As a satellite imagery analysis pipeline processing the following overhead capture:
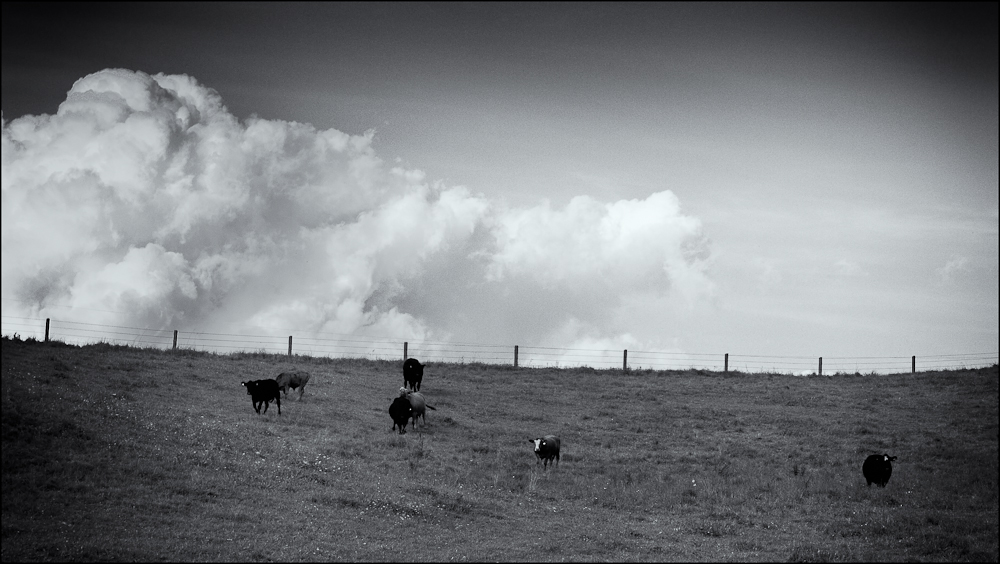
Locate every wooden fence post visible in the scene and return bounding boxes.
[818,357,823,376]
[45,318,50,342]
[912,356,915,374]
[404,342,408,360]
[173,330,178,350]
[623,349,628,370]
[514,345,518,368]
[725,353,729,373]
[288,336,292,356]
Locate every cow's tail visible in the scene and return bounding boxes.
[426,405,437,410]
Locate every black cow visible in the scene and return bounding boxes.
[403,358,424,392]
[530,435,561,469]
[389,395,413,434]
[862,454,897,487]
[275,370,311,400]
[241,379,281,415]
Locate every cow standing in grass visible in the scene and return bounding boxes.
[241,379,281,415]
[399,387,436,430]
[389,395,413,434]
[862,454,896,487]
[403,358,424,392]
[275,370,311,400]
[530,435,560,469]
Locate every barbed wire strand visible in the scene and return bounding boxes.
[2,315,996,372]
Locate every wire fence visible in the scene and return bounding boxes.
[2,315,997,374]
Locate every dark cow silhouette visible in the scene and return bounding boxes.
[241,379,281,415]
[862,454,897,487]
[275,370,311,400]
[403,358,424,391]
[530,435,561,469]
[389,395,413,434]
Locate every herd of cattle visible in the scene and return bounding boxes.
[240,359,898,481]
[389,359,436,432]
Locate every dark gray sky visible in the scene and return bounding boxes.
[4,3,996,129]
[2,2,997,364]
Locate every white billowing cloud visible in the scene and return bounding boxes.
[2,68,714,356]
[487,191,713,302]
[70,244,198,327]
[469,192,712,350]
[530,316,639,368]
[2,68,485,338]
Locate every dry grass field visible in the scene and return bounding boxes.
[2,335,997,562]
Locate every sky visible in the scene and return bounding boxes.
[2,2,997,369]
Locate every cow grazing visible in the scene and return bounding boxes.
[399,387,436,429]
[403,357,424,391]
[241,379,281,415]
[275,370,311,400]
[862,454,897,487]
[389,396,413,434]
[530,435,561,469]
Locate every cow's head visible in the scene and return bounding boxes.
[241,381,256,395]
[531,438,545,453]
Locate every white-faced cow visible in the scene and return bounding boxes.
[530,435,560,469]
[403,358,424,392]
[241,379,281,415]
[275,370,311,400]
[862,454,897,487]
[389,395,413,434]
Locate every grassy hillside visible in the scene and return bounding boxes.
[2,336,997,562]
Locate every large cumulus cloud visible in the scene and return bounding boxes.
[488,191,712,298]
[2,68,712,353]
